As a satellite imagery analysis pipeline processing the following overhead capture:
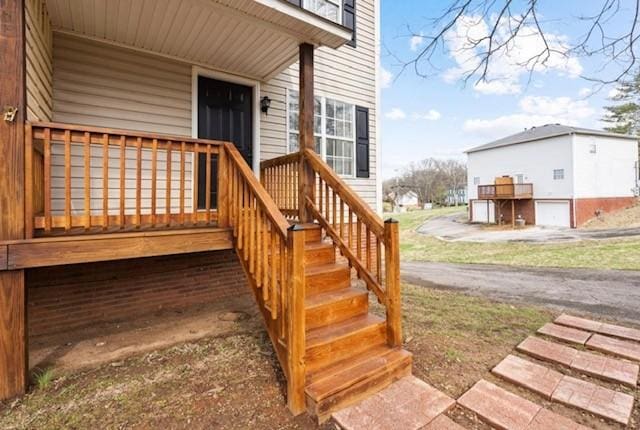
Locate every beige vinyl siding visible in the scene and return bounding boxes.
[261,0,378,208]
[50,0,378,209]
[53,33,192,136]
[26,0,53,121]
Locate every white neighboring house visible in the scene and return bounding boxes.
[466,124,639,228]
[392,190,419,212]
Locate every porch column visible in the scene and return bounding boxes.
[298,43,315,223]
[0,0,28,401]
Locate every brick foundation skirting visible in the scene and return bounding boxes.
[26,250,248,337]
[574,197,638,227]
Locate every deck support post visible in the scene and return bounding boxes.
[0,0,28,401]
[286,225,306,415]
[298,43,316,223]
[384,219,402,347]
[511,200,515,228]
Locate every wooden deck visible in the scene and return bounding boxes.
[478,183,534,200]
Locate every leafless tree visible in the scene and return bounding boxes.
[397,0,640,87]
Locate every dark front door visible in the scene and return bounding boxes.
[197,76,253,209]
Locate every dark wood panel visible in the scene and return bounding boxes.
[6,228,233,269]
[0,246,6,271]
[0,271,27,400]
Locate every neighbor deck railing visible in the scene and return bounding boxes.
[477,183,533,200]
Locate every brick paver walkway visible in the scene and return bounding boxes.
[517,336,639,387]
[492,355,634,425]
[587,333,640,362]
[458,380,588,430]
[332,376,456,430]
[556,314,640,342]
[537,323,592,345]
[422,415,466,430]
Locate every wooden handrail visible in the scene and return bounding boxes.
[260,152,300,169]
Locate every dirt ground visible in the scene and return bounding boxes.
[1,286,638,429]
[583,204,640,230]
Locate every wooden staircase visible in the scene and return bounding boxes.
[225,144,411,422]
[300,224,412,420]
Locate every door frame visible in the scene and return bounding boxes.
[191,66,261,176]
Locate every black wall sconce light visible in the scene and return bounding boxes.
[260,96,271,115]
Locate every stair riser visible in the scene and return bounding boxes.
[304,246,335,267]
[306,293,369,330]
[305,323,386,374]
[304,228,322,243]
[310,355,412,422]
[306,267,351,295]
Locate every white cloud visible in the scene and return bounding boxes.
[608,87,621,99]
[380,66,393,89]
[578,87,592,97]
[443,15,583,95]
[385,108,407,120]
[410,33,425,51]
[411,110,442,121]
[463,95,595,139]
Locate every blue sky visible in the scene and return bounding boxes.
[379,1,626,179]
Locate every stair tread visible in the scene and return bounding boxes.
[306,346,412,401]
[306,314,385,349]
[305,241,334,251]
[306,287,367,309]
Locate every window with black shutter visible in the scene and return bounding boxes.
[355,106,370,178]
[343,0,356,47]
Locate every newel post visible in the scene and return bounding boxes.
[384,219,402,347]
[298,43,316,223]
[286,224,306,414]
[217,145,229,228]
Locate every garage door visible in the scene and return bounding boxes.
[535,201,570,227]
[472,200,495,223]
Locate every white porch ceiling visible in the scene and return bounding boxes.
[45,0,351,81]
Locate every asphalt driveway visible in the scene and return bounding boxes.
[417,213,640,243]
[402,261,640,323]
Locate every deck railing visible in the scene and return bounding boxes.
[26,122,225,237]
[477,183,534,200]
[260,152,300,219]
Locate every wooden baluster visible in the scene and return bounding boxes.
[263,218,269,296]
[102,133,109,230]
[233,167,239,238]
[348,208,353,253]
[151,138,158,227]
[384,219,402,347]
[205,146,211,224]
[237,178,244,250]
[324,182,329,220]
[265,225,284,319]
[366,227,371,272]
[64,130,71,231]
[119,136,125,229]
[255,205,262,287]
[286,225,306,414]
[218,145,228,227]
[269,227,277,319]
[276,234,283,337]
[24,124,33,239]
[249,193,255,273]
[83,132,90,231]
[339,199,344,241]
[43,128,52,233]
[376,237,382,283]
[165,141,172,227]
[193,144,199,224]
[180,142,185,226]
[356,217,362,262]
[135,138,142,228]
[332,190,337,230]
[243,182,249,257]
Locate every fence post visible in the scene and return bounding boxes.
[286,224,306,414]
[384,219,402,347]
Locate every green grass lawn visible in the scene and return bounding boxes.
[390,207,640,271]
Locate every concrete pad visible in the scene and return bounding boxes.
[517,336,577,367]
[332,376,455,430]
[517,336,639,387]
[528,409,590,430]
[458,380,542,430]
[552,376,634,425]
[492,355,563,399]
[537,323,592,345]
[556,314,640,342]
[422,415,466,430]
[587,334,640,362]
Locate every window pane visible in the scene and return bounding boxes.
[326,138,354,176]
[289,133,299,152]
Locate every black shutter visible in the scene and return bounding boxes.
[287,0,301,6]
[343,0,356,47]
[355,106,369,178]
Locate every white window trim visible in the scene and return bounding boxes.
[286,89,357,178]
[303,0,342,24]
